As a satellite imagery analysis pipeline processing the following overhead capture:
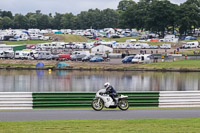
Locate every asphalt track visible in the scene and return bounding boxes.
[0,109,200,121]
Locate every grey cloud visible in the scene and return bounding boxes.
[0,0,187,15]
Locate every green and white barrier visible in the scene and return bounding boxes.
[159,91,200,107]
[0,92,33,109]
[0,91,200,109]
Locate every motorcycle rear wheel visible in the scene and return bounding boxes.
[118,99,129,111]
[92,98,104,111]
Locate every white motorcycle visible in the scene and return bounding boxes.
[92,89,129,111]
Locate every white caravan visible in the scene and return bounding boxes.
[160,35,179,43]
[37,51,55,60]
[0,51,5,58]
[160,44,171,49]
[4,51,15,59]
[15,50,38,59]
[71,51,90,56]
[132,54,151,63]
[133,43,150,49]
[183,41,199,48]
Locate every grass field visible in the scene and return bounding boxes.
[2,34,200,45]
[100,36,140,42]
[0,63,53,68]
[0,118,200,133]
[2,34,89,45]
[1,60,200,70]
[2,40,52,45]
[139,60,200,69]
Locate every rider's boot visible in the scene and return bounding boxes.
[114,99,118,105]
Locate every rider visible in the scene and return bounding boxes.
[104,82,118,104]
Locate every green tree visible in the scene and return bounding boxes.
[0,17,3,29]
[2,16,13,29]
[101,9,119,28]
[28,15,38,28]
[118,1,137,28]
[1,10,13,19]
[52,13,63,29]
[145,0,177,37]
[13,14,29,29]
[61,13,76,29]
[117,0,136,11]
[76,9,102,29]
[177,2,200,35]
[38,14,50,29]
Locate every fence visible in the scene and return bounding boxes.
[0,91,200,109]
[0,92,33,109]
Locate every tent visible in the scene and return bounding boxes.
[57,62,69,68]
[36,62,44,67]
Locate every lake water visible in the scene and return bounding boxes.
[0,70,199,92]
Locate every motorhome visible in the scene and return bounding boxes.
[36,43,51,50]
[37,42,65,49]
[4,51,15,59]
[15,50,38,59]
[15,51,31,59]
[0,51,5,58]
[37,51,56,60]
[71,51,90,56]
[160,44,171,49]
[132,54,151,63]
[182,41,199,48]
[133,43,150,49]
[160,35,179,43]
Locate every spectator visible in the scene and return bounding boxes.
[177,48,179,52]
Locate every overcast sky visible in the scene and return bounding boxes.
[0,0,187,15]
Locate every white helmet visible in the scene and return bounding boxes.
[104,82,110,89]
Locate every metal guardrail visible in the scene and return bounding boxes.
[159,91,200,107]
[1,91,200,109]
[32,92,159,109]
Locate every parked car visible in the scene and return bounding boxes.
[185,36,197,40]
[132,54,151,64]
[82,55,94,62]
[71,54,86,61]
[56,54,71,61]
[90,56,104,62]
[122,55,135,63]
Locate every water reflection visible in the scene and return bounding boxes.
[0,70,199,92]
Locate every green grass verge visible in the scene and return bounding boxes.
[0,118,200,133]
[0,63,53,68]
[2,40,52,45]
[62,34,89,42]
[2,34,89,45]
[178,50,200,55]
[139,60,200,69]
[99,36,140,42]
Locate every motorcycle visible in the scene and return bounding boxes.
[91,89,129,111]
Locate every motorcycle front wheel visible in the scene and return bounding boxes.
[91,98,104,111]
[118,99,129,111]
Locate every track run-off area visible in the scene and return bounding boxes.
[0,108,200,121]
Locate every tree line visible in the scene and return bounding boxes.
[0,0,199,36]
